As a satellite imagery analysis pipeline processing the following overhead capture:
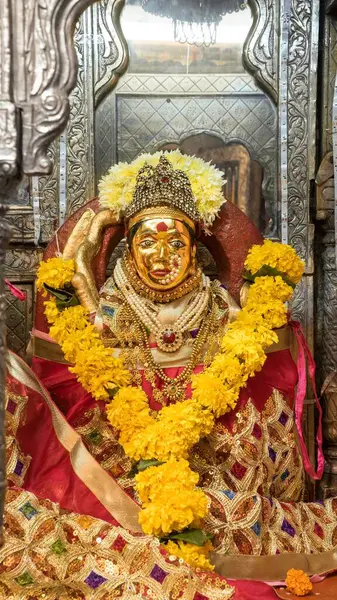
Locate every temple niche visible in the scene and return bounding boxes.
[3,0,337,596]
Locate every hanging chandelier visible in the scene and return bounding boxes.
[140,0,248,47]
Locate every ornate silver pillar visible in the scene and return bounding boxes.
[316,0,337,498]
[0,0,101,544]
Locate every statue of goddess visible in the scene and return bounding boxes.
[1,151,336,599]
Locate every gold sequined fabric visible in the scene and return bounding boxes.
[193,391,337,556]
[71,389,337,558]
[0,487,234,599]
[1,379,236,599]
[3,319,337,597]
[71,406,135,499]
[6,389,31,489]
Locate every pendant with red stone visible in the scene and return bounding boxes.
[156,326,183,352]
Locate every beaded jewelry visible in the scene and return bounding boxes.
[114,258,211,353]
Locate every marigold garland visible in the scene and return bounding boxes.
[36,258,131,401]
[136,459,208,536]
[285,569,313,596]
[37,239,304,572]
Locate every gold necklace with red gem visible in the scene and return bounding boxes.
[114,258,211,354]
[122,292,216,405]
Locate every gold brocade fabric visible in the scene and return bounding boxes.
[3,376,337,596]
[6,388,31,490]
[73,391,337,557]
[1,388,235,600]
[193,391,337,556]
[0,488,234,600]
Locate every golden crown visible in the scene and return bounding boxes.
[98,150,225,229]
[124,155,200,223]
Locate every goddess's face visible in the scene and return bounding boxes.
[130,217,196,290]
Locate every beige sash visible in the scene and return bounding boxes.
[31,325,292,366]
[212,546,337,581]
[6,351,142,533]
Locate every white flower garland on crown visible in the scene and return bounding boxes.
[98,150,226,230]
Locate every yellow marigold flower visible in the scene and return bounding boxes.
[165,540,214,572]
[233,310,279,346]
[70,348,131,401]
[207,353,245,382]
[36,257,75,292]
[245,240,304,284]
[243,300,288,331]
[247,275,293,304]
[123,400,214,462]
[49,305,89,346]
[135,459,199,505]
[221,330,267,377]
[285,569,313,596]
[138,487,208,536]
[107,386,154,442]
[44,298,59,324]
[191,372,240,418]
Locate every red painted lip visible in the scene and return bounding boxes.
[151,269,170,277]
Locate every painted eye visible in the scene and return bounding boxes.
[170,240,185,249]
[139,239,155,248]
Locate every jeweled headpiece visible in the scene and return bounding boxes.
[98,150,225,230]
[125,156,199,223]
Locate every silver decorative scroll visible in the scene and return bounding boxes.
[11,0,100,175]
[245,0,278,104]
[93,0,129,107]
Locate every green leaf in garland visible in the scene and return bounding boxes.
[44,283,80,310]
[128,463,139,479]
[161,528,212,547]
[137,459,164,472]
[128,458,164,478]
[243,265,295,289]
[242,269,255,283]
[107,386,119,399]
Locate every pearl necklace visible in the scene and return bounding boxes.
[122,293,216,405]
[114,258,211,353]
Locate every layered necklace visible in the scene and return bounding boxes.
[115,258,210,353]
[114,258,217,405]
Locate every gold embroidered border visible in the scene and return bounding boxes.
[30,334,72,364]
[212,546,337,581]
[6,351,142,533]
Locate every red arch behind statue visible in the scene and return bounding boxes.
[34,198,263,333]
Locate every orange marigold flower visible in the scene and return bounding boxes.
[285,569,313,596]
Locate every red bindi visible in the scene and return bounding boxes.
[156,221,168,232]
